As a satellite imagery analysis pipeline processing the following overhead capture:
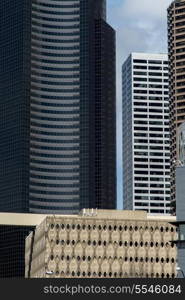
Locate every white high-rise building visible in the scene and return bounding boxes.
[122,53,170,215]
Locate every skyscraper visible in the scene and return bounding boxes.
[168,0,185,214]
[122,53,170,215]
[0,0,116,214]
[0,212,46,278]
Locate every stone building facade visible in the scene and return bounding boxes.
[25,210,177,278]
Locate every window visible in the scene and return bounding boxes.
[148,60,162,64]
[133,59,147,64]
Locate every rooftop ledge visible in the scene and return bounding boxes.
[0,209,176,226]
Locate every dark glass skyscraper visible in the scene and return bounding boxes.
[0,224,35,278]
[0,0,31,212]
[0,0,116,214]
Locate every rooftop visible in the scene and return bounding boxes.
[0,210,176,226]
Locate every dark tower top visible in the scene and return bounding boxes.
[94,0,107,20]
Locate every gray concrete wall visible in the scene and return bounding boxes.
[176,167,185,222]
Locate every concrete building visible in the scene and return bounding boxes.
[25,210,177,278]
[170,166,185,277]
[0,0,116,214]
[171,123,185,277]
[122,53,170,215]
[0,213,46,278]
[168,0,185,214]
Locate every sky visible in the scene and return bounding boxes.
[107,0,172,209]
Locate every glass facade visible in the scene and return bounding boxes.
[79,0,116,210]
[0,225,34,278]
[0,0,116,214]
[93,19,116,208]
[29,0,81,214]
[0,0,31,212]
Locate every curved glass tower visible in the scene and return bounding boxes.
[29,0,80,213]
[0,0,116,214]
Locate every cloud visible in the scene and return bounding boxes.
[120,0,171,18]
[110,0,172,65]
[107,0,172,209]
